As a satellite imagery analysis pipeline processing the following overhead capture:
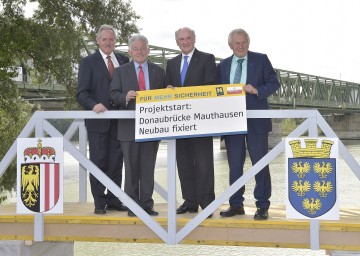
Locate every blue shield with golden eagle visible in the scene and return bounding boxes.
[287,139,337,218]
[18,138,62,213]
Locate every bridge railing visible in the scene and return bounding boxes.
[0,110,360,247]
[15,71,360,111]
[12,43,360,110]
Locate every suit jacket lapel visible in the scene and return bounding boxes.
[174,54,182,85]
[224,57,232,84]
[184,48,199,84]
[246,51,255,84]
[115,53,127,66]
[125,61,139,91]
[148,63,156,90]
[94,51,112,80]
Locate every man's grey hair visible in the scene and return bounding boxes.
[175,27,196,40]
[228,28,250,46]
[128,34,149,49]
[96,24,117,39]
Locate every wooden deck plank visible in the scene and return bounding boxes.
[0,203,359,251]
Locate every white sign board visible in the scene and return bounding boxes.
[135,84,247,142]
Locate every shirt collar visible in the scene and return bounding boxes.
[134,61,148,69]
[99,49,115,60]
[232,54,247,62]
[182,48,195,59]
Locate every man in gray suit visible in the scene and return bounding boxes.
[109,35,166,217]
[166,27,217,218]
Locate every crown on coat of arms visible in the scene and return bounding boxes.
[23,138,56,163]
[289,139,333,158]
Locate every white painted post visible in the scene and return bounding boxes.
[33,214,45,242]
[34,117,44,242]
[310,219,320,250]
[309,112,320,250]
[167,140,177,245]
[78,119,88,202]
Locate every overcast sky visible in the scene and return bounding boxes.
[131,0,360,83]
[24,0,360,83]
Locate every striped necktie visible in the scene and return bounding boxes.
[233,58,244,84]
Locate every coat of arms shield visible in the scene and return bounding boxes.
[285,138,339,220]
[17,138,63,214]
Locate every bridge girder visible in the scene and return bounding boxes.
[16,41,360,112]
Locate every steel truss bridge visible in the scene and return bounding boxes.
[16,44,360,112]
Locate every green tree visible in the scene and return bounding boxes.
[0,0,140,202]
[1,0,139,105]
[0,78,33,203]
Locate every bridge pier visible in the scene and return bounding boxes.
[0,241,73,256]
[267,113,360,148]
[323,113,360,140]
[269,118,283,148]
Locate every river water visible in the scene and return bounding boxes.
[62,138,359,256]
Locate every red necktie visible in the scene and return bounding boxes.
[107,56,114,78]
[138,65,146,91]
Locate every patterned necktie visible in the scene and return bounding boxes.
[107,56,114,78]
[138,65,146,91]
[180,55,189,86]
[233,58,244,84]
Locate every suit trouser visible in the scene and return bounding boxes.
[87,120,123,208]
[121,140,159,209]
[224,131,271,209]
[176,137,215,209]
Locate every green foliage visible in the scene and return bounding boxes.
[282,118,324,136]
[0,77,34,202]
[282,118,298,135]
[0,0,139,106]
[0,0,140,202]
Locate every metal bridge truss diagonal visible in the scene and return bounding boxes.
[272,70,360,111]
[0,110,359,248]
[15,40,360,112]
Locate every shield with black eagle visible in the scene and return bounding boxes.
[20,139,60,213]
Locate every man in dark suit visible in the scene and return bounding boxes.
[217,28,280,220]
[109,35,166,217]
[77,24,129,214]
[166,27,217,217]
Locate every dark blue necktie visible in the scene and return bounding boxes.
[233,58,244,84]
[180,55,189,86]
